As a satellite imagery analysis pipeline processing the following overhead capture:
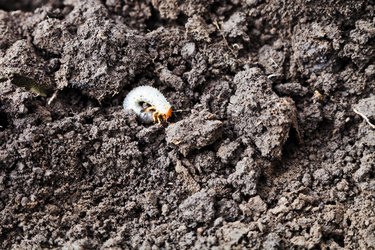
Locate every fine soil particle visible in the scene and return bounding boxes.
[0,0,374,249]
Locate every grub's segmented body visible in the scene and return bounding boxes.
[123,86,172,124]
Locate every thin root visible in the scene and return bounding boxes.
[353,108,375,129]
[47,90,59,105]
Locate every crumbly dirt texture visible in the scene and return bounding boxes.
[0,0,374,249]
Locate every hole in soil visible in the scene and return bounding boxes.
[323,232,345,247]
[0,111,8,130]
[145,5,188,31]
[145,4,162,31]
[175,12,188,26]
[369,170,375,179]
[49,88,100,121]
[346,217,352,227]
[11,74,52,97]
[83,116,94,125]
[281,126,301,157]
[59,87,100,108]
[333,57,352,72]
[0,0,48,11]
[79,211,86,218]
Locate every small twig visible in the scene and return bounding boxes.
[47,90,58,105]
[267,73,283,79]
[353,107,375,129]
[213,20,235,56]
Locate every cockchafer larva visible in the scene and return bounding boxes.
[123,85,172,124]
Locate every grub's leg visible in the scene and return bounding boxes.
[145,106,156,113]
[152,111,158,123]
[156,114,162,124]
[154,112,162,124]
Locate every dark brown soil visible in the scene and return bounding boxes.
[0,0,374,249]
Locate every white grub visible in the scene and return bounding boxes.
[123,86,172,124]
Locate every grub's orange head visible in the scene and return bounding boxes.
[164,106,172,121]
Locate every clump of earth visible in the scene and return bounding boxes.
[0,0,374,248]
